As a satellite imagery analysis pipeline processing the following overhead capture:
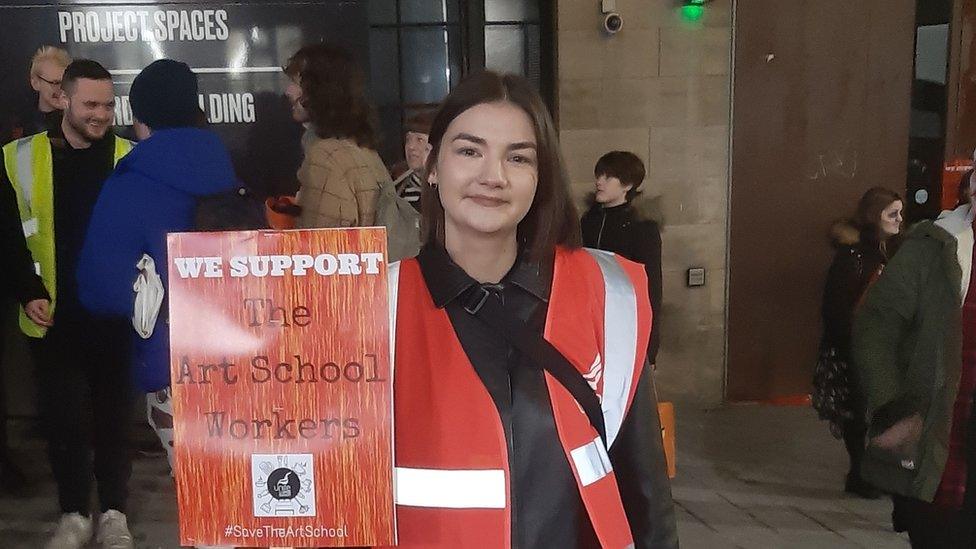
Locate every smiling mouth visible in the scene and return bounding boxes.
[468,196,506,207]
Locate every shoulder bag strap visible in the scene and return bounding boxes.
[460,286,607,445]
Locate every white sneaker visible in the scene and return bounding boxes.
[96,509,134,549]
[45,512,93,549]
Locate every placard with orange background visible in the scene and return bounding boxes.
[166,227,395,547]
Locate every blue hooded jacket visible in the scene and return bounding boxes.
[77,128,238,392]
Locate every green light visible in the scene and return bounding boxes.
[681,5,704,21]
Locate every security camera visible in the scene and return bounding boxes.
[603,12,623,34]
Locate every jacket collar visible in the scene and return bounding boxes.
[416,243,550,308]
[586,202,631,217]
[600,202,631,213]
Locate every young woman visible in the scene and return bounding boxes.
[815,186,903,499]
[284,44,391,228]
[385,71,677,548]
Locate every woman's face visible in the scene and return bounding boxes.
[285,76,309,123]
[880,200,904,237]
[430,101,539,243]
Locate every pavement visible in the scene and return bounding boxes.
[671,404,909,549]
[0,404,910,548]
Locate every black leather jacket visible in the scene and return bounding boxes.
[416,244,678,549]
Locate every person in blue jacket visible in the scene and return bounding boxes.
[76,59,238,478]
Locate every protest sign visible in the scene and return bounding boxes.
[167,228,395,547]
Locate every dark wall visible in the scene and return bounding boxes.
[727,0,916,401]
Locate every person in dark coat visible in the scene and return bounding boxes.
[580,151,663,367]
[815,186,903,499]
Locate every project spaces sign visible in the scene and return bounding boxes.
[59,7,251,126]
[0,0,369,196]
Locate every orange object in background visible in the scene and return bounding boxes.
[658,402,677,479]
[167,228,394,548]
[943,159,973,210]
[265,196,299,229]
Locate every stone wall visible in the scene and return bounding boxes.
[556,0,732,405]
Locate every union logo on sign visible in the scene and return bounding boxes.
[251,453,315,517]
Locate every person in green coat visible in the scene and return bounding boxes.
[853,183,976,547]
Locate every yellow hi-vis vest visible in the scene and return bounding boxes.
[2,131,133,337]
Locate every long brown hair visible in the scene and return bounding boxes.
[854,186,903,243]
[284,44,378,149]
[420,71,581,261]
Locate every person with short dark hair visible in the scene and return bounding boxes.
[283,44,391,228]
[391,109,436,211]
[580,151,663,368]
[1,58,135,549]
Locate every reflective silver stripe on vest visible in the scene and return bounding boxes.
[584,248,639,448]
[395,467,506,509]
[571,435,613,486]
[388,260,400,382]
[15,137,34,213]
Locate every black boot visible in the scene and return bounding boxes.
[842,417,881,499]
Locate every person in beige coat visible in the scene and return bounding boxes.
[284,43,391,228]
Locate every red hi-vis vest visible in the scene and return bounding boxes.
[385,247,652,549]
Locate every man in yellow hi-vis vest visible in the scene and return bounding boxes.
[0,59,135,549]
